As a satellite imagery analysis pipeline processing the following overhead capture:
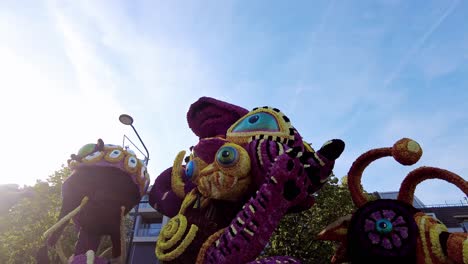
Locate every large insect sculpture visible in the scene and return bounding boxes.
[37,139,150,264]
[149,97,345,263]
[317,138,468,264]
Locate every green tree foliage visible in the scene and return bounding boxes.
[0,166,75,263]
[263,177,359,264]
[0,166,135,264]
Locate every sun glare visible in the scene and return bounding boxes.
[0,47,127,186]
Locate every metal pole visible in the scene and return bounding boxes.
[126,201,142,264]
[123,135,147,159]
[130,125,150,165]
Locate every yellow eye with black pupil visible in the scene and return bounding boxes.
[216,146,238,166]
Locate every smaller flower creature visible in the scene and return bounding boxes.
[317,138,468,264]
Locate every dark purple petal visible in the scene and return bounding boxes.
[370,211,382,221]
[368,232,381,244]
[391,233,402,248]
[381,237,393,249]
[392,216,406,226]
[364,219,375,232]
[382,209,396,220]
[394,226,408,239]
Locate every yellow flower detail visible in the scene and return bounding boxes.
[171,151,187,198]
[179,190,198,214]
[155,192,201,261]
[103,145,123,151]
[416,214,432,264]
[428,223,448,262]
[155,214,198,261]
[157,214,188,250]
[463,237,468,264]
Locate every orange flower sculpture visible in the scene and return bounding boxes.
[317,138,468,264]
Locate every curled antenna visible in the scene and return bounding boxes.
[347,138,423,207]
[398,167,468,204]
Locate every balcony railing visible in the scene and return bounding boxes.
[129,200,159,214]
[423,203,468,208]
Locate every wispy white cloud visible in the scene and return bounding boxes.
[265,0,467,205]
[45,1,227,179]
[382,0,461,88]
[418,37,468,79]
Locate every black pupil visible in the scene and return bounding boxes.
[248,115,259,124]
[222,150,231,158]
[379,222,387,229]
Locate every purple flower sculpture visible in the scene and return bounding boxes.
[364,209,409,250]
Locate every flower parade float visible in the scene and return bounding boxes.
[37,139,150,264]
[149,97,345,263]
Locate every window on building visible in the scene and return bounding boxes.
[138,217,162,237]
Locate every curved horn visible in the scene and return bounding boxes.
[43,196,89,244]
[38,196,89,264]
[397,167,467,204]
[348,138,422,207]
[171,151,187,198]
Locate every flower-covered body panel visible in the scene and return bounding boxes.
[38,139,149,264]
[152,98,345,264]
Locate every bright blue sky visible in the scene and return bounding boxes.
[0,0,466,205]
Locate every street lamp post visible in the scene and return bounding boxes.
[119,114,150,165]
[119,114,150,264]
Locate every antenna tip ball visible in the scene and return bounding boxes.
[392,138,423,165]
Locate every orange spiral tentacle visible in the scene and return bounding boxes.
[397,167,468,204]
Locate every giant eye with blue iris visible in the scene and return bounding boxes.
[231,112,280,132]
[185,160,195,179]
[375,219,393,234]
[216,146,239,166]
